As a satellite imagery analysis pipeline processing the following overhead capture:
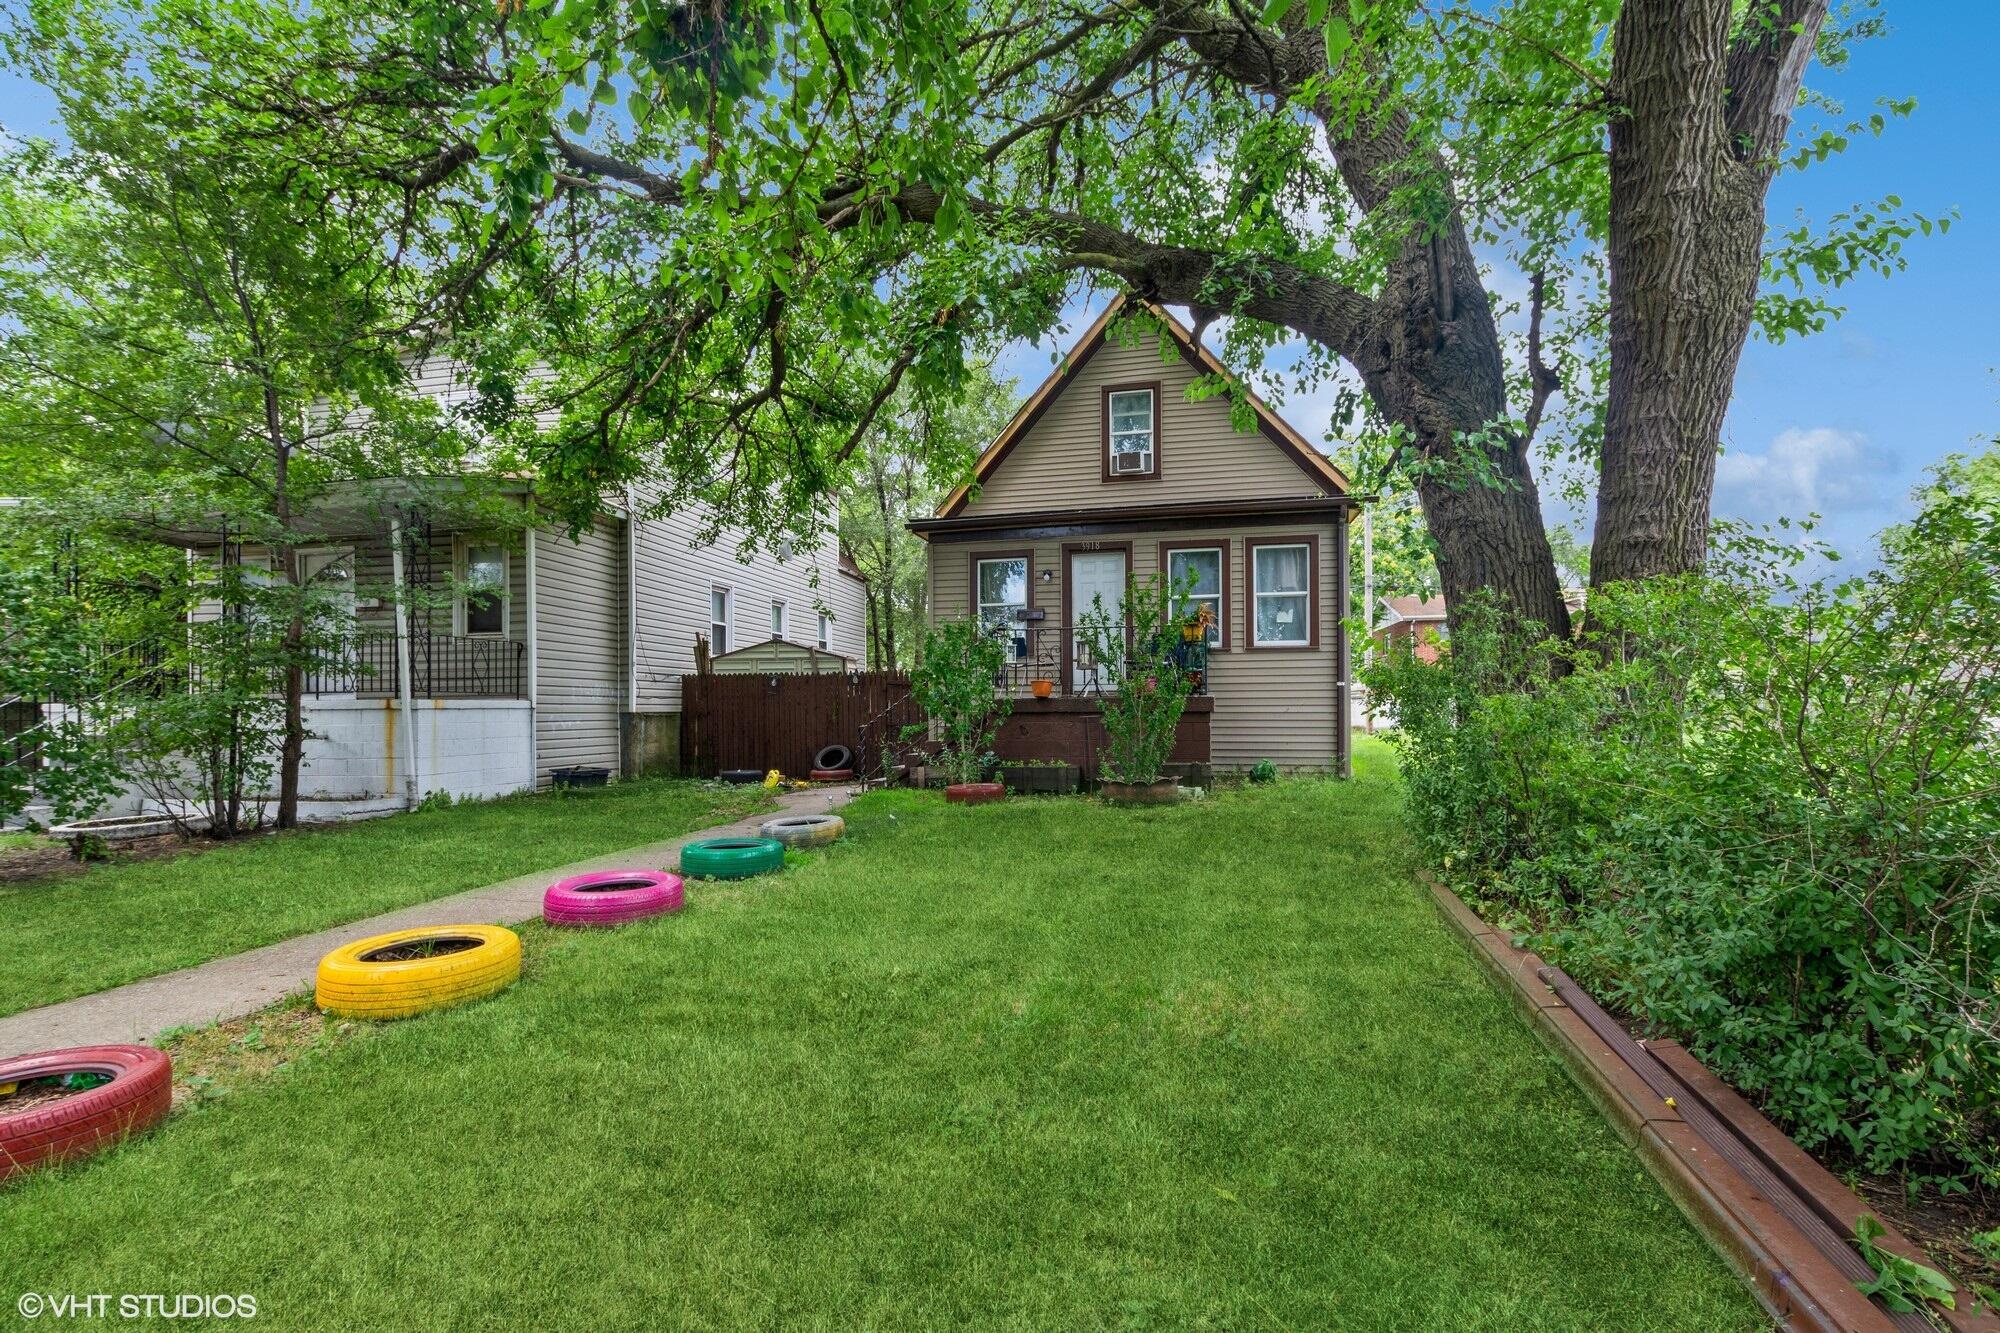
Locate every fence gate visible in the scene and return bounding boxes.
[679,671,918,779]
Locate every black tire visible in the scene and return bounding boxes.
[813,744,854,773]
[719,769,763,785]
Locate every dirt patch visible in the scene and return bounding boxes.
[358,935,482,963]
[1853,1176,2000,1295]
[0,831,209,885]
[158,997,369,1109]
[0,1073,112,1116]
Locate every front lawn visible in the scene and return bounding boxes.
[0,746,1756,1328]
[0,779,768,1018]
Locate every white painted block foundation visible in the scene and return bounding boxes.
[297,698,534,809]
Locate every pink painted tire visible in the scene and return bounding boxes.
[542,869,685,928]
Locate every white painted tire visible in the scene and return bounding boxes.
[758,814,845,848]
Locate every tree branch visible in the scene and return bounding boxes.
[1723,0,1830,168]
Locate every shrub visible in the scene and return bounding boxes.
[906,619,1009,785]
[1365,469,2000,1186]
[1074,572,1198,785]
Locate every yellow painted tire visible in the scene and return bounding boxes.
[315,925,522,1020]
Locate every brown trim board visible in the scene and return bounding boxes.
[1100,380,1163,483]
[935,294,1350,519]
[1425,873,1992,1333]
[1243,533,1320,651]
[1158,539,1231,653]
[911,496,1354,543]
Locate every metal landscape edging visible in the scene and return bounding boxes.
[1423,873,1997,1333]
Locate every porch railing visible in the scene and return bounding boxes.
[991,623,1210,697]
[304,631,525,699]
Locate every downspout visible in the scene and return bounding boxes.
[1334,508,1353,779]
[388,518,421,809]
[524,518,539,785]
[1361,507,1375,735]
[622,488,639,714]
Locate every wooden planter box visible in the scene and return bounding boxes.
[996,764,1081,795]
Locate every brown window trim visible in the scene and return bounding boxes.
[1158,540,1231,654]
[1101,381,1162,483]
[1244,534,1320,651]
[969,547,1035,631]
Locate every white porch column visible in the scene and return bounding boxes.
[524,522,539,780]
[388,519,421,808]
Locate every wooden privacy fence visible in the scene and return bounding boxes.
[679,670,920,779]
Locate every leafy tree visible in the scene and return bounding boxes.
[1075,574,1200,787]
[838,361,1014,669]
[8,0,1937,649]
[171,0,1927,640]
[0,6,502,827]
[905,619,1009,784]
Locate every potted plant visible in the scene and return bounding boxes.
[1075,572,1199,805]
[1029,677,1055,699]
[904,619,1011,805]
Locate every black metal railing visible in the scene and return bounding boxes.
[304,631,526,699]
[991,623,1210,697]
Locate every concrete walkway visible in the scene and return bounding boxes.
[0,784,859,1056]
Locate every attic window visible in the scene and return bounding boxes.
[1103,384,1159,480]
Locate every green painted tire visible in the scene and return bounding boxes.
[680,837,786,879]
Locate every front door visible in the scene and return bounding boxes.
[1069,548,1127,693]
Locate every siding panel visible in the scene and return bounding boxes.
[626,490,868,714]
[964,328,1332,517]
[929,522,1341,771]
[534,516,625,782]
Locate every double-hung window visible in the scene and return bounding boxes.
[460,543,507,636]
[1104,386,1158,477]
[1164,545,1224,648]
[975,554,1030,659]
[710,586,732,656]
[1250,540,1313,648]
[770,599,786,640]
[817,612,832,651]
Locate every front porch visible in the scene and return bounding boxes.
[990,622,1212,699]
[989,693,1214,785]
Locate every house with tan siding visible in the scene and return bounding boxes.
[910,296,1355,777]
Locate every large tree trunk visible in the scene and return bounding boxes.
[1592,0,1828,588]
[1149,8,1573,638]
[1355,222,1573,637]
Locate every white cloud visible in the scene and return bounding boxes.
[1713,426,1896,523]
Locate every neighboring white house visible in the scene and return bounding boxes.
[16,360,871,823]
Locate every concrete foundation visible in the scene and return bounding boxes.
[621,711,681,778]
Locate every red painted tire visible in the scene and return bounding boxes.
[945,782,1006,805]
[0,1044,171,1182]
[542,869,685,928]
[809,768,854,782]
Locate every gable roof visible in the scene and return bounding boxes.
[935,295,1350,519]
[1380,594,1447,625]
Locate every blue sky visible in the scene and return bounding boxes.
[988,4,2000,569]
[4,5,1994,567]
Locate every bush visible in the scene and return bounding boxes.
[1075,572,1198,785]
[1366,470,2000,1186]
[906,619,1009,785]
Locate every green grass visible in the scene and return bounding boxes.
[0,779,768,1018]
[0,829,49,851]
[0,744,1756,1329]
